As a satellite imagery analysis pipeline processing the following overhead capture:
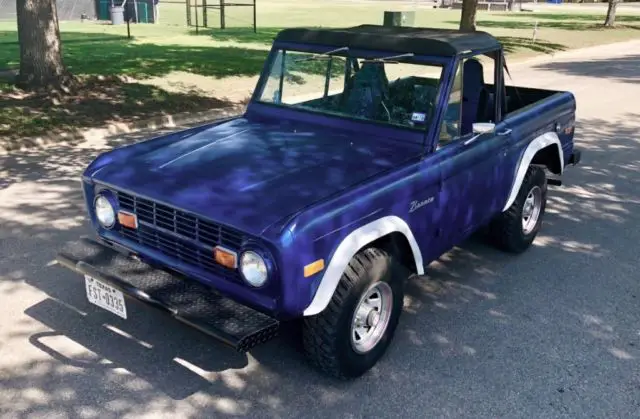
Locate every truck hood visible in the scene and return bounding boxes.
[92,117,421,237]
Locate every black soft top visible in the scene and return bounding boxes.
[274,25,501,57]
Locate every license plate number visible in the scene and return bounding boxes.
[85,275,127,319]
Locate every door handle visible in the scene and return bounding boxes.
[463,134,481,145]
[497,128,512,136]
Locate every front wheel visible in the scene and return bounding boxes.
[302,247,408,379]
[489,165,548,253]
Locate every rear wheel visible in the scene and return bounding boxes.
[489,165,548,253]
[302,247,408,379]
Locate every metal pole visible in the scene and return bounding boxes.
[195,0,199,34]
[186,0,191,26]
[126,9,131,38]
[253,0,257,33]
[203,0,208,27]
[220,0,225,30]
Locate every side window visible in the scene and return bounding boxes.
[437,54,498,149]
[476,54,497,124]
[438,62,463,147]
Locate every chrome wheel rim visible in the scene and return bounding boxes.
[522,186,542,235]
[350,282,393,354]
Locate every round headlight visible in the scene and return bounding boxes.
[95,195,116,229]
[240,251,268,287]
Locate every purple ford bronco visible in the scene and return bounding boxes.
[57,25,582,379]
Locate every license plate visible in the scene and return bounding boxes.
[85,275,127,319]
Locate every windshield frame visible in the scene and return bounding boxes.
[248,41,454,145]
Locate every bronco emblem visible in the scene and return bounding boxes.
[409,197,434,213]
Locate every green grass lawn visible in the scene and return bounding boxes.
[1,0,640,144]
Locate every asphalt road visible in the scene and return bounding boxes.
[2,41,640,419]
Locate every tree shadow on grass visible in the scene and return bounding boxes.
[190,26,283,45]
[479,19,640,31]
[0,28,341,147]
[65,40,269,80]
[190,26,568,59]
[497,36,566,54]
[0,30,270,80]
[446,13,640,31]
[0,30,266,146]
[500,12,640,24]
[0,77,242,147]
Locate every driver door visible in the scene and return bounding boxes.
[436,57,510,246]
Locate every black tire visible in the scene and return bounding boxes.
[302,247,408,379]
[489,165,548,253]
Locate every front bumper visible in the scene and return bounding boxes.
[56,237,279,352]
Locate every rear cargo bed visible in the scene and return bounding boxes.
[505,85,560,114]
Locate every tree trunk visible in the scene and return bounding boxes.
[459,0,479,31]
[604,0,619,27]
[16,0,70,89]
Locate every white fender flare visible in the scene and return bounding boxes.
[502,132,564,212]
[303,215,424,316]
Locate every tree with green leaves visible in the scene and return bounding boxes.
[16,0,72,89]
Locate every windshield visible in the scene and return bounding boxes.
[256,48,445,131]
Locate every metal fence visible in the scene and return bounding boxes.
[91,0,257,30]
[186,0,256,31]
[1,0,256,31]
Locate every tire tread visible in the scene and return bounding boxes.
[489,165,547,253]
[302,248,386,379]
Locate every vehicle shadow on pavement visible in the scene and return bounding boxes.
[2,111,640,416]
[24,297,249,400]
[533,54,640,84]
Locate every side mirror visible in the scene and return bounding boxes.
[473,122,496,134]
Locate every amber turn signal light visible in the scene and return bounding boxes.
[214,246,238,269]
[304,259,325,278]
[117,211,138,229]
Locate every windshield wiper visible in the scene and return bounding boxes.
[294,46,349,62]
[362,52,415,64]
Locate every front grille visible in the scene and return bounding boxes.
[111,189,247,281]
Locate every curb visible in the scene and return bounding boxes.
[0,106,244,155]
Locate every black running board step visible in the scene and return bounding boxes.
[547,177,562,186]
[56,237,279,352]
